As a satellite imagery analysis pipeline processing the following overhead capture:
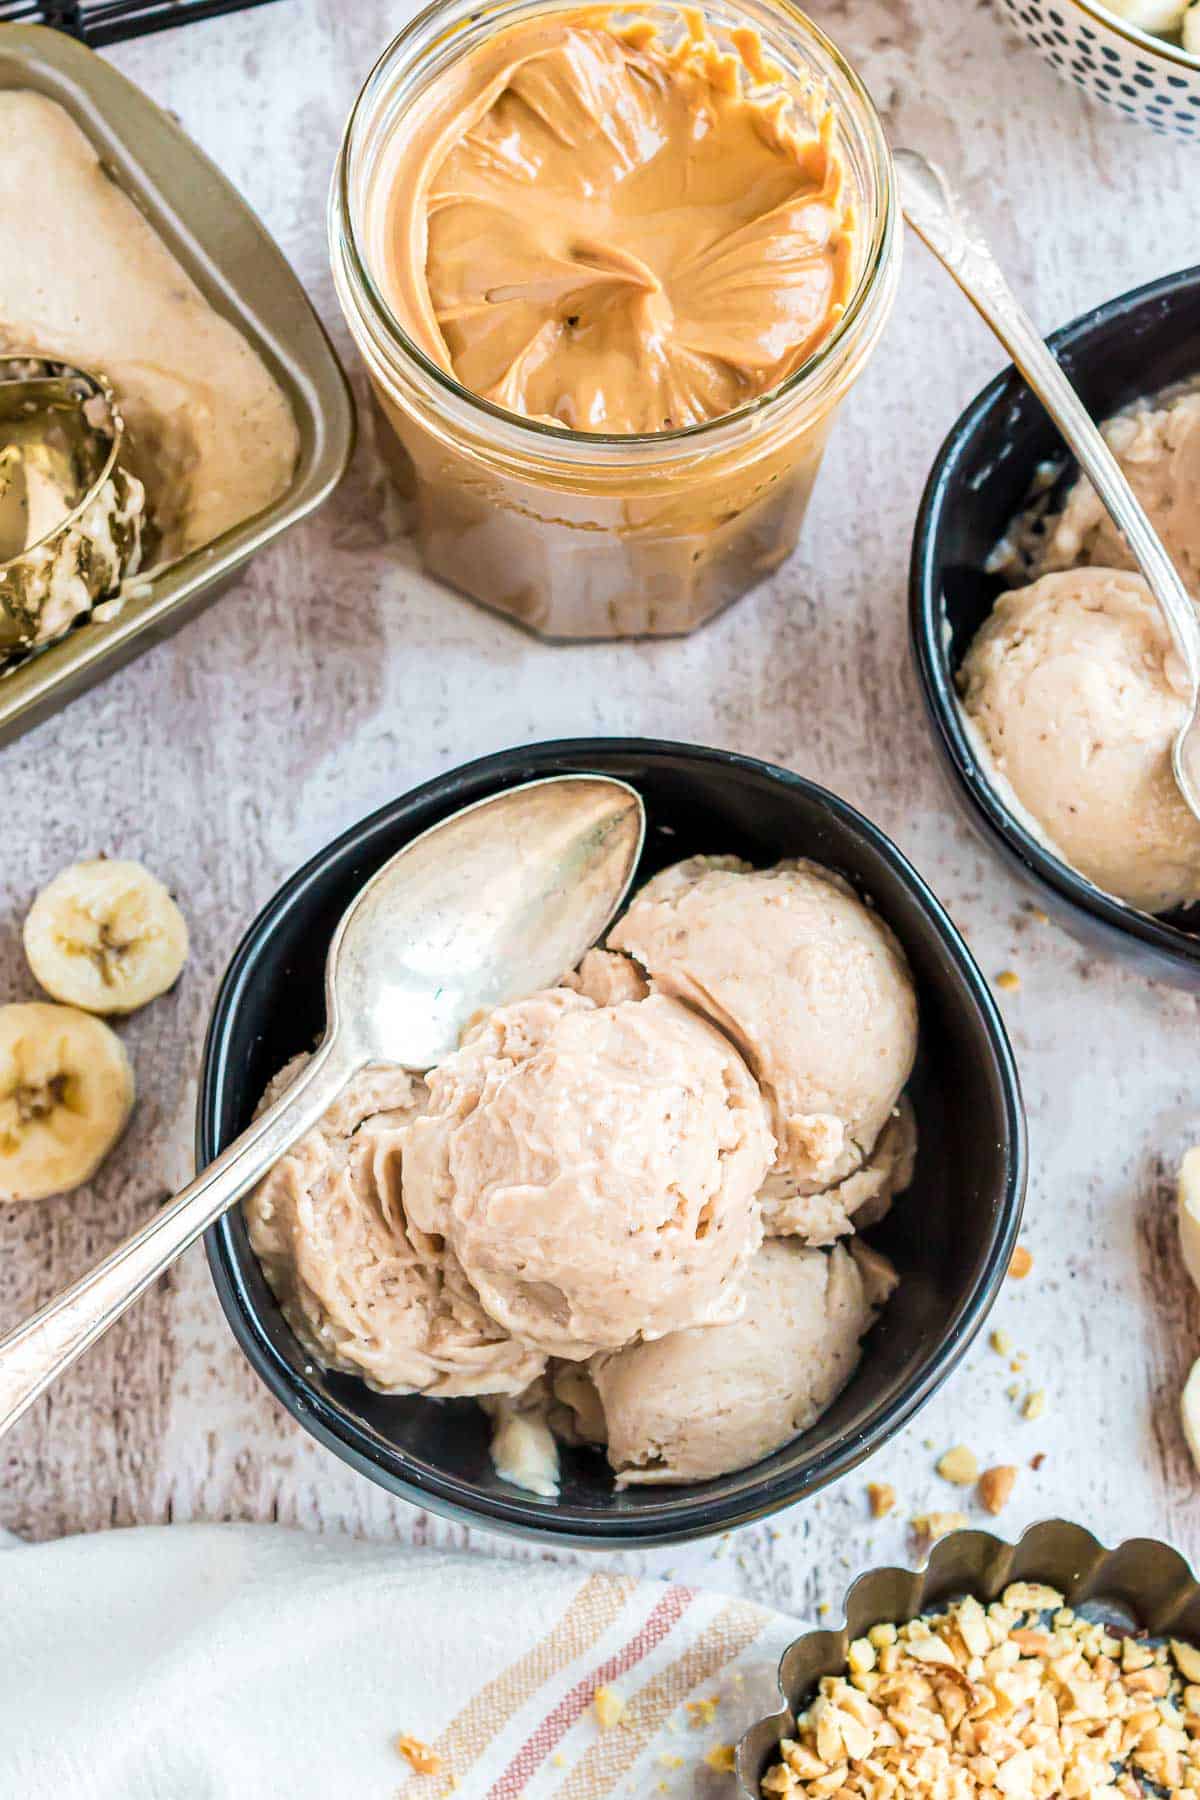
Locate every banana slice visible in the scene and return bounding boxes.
[1184,1358,1200,1475]
[1179,1146,1200,1295]
[24,858,188,1015]
[1104,0,1186,31]
[1185,3,1200,52]
[0,1002,134,1202]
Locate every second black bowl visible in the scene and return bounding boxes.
[201,739,1025,1546]
[910,264,1200,989]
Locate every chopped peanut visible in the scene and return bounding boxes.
[1008,1246,1034,1279]
[937,1445,979,1485]
[867,1481,896,1518]
[911,1510,968,1544]
[593,1685,626,1729]
[978,1464,1018,1514]
[686,1696,719,1728]
[395,1733,441,1775]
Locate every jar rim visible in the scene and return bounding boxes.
[332,0,897,462]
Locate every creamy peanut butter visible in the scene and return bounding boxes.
[374,8,856,433]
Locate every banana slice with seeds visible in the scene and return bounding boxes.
[1179,1145,1200,1297]
[0,1002,134,1202]
[24,858,188,1015]
[1183,1357,1200,1476]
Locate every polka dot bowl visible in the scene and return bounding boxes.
[993,0,1200,137]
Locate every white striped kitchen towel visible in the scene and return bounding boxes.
[0,1522,798,1798]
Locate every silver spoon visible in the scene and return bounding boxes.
[0,774,646,1438]
[895,149,1200,824]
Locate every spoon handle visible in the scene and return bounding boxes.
[0,1035,360,1440]
[894,148,1200,690]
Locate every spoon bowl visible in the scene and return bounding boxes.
[327,776,644,1073]
[0,775,644,1439]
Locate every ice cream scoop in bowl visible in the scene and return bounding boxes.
[896,150,1200,828]
[0,775,645,1438]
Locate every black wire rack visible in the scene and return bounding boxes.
[0,0,284,45]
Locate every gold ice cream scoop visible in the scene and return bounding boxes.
[0,355,145,662]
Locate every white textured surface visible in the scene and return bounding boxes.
[2,0,1200,1626]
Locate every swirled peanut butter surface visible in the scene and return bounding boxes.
[373,9,857,432]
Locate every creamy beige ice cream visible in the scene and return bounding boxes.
[244,1061,545,1397]
[402,987,773,1359]
[609,856,918,1226]
[1034,389,1200,598]
[563,948,649,1007]
[960,567,1200,914]
[553,1238,895,1485]
[246,847,918,1495]
[764,1097,916,1241]
[0,92,299,563]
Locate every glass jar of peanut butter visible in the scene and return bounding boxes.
[331,0,898,640]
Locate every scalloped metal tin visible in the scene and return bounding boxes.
[737,1518,1200,1797]
[0,26,354,746]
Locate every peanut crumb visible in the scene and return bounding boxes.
[1024,1387,1047,1421]
[995,969,1021,991]
[936,1445,979,1485]
[1008,1245,1033,1279]
[911,1510,968,1544]
[593,1685,626,1729]
[686,1696,720,1728]
[706,1744,737,1773]
[395,1733,441,1775]
[867,1481,896,1518]
[978,1463,1018,1514]
[989,1328,1011,1355]
[1031,906,1050,923]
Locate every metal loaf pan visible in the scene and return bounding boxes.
[0,26,355,747]
[737,1518,1200,1797]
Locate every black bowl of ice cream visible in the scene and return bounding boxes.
[910,263,1200,990]
[200,739,1025,1547]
